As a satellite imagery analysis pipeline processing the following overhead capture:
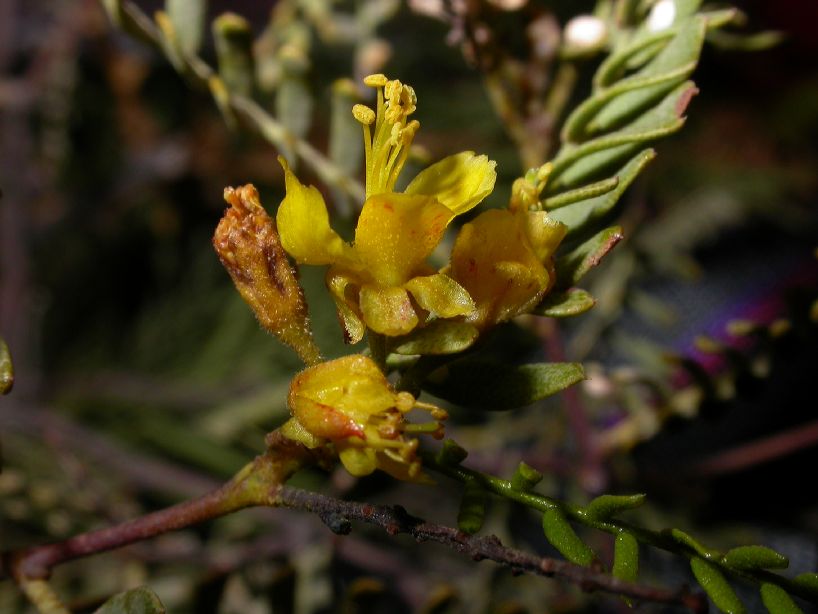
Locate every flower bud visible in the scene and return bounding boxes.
[213,184,321,365]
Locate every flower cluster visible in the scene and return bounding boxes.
[282,355,447,480]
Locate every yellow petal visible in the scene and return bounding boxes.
[404,273,475,318]
[450,209,549,328]
[359,285,419,336]
[276,157,354,266]
[404,151,497,215]
[354,193,451,286]
[280,417,324,449]
[327,268,366,344]
[338,443,377,476]
[524,211,567,262]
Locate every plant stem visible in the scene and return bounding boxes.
[2,432,313,602]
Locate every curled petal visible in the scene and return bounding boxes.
[404,151,497,215]
[338,444,378,477]
[405,273,475,318]
[327,269,366,344]
[359,285,419,336]
[276,157,355,266]
[450,209,550,328]
[524,211,567,262]
[355,193,451,286]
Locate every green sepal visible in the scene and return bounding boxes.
[722,546,789,571]
[760,583,803,614]
[436,439,468,467]
[392,320,480,356]
[556,226,623,288]
[584,493,646,522]
[510,462,543,492]
[95,586,166,614]
[532,289,596,318]
[0,336,13,395]
[549,150,655,239]
[457,479,486,535]
[542,508,596,567]
[424,361,585,410]
[612,532,639,583]
[690,557,746,614]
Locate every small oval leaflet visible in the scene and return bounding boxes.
[532,289,597,318]
[95,586,166,614]
[436,439,469,467]
[612,532,639,583]
[690,557,746,614]
[584,493,646,521]
[510,461,543,492]
[424,361,585,410]
[457,479,486,535]
[542,508,596,567]
[793,573,818,599]
[722,545,789,571]
[760,583,803,614]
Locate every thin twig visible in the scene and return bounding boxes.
[275,485,707,612]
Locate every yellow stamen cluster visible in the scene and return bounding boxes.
[355,74,420,199]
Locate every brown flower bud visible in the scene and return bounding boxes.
[213,184,321,365]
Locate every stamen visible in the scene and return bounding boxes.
[403,422,444,434]
[395,391,415,413]
[363,73,388,87]
[352,104,375,125]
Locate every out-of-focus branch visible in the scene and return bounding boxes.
[276,485,708,612]
[101,0,366,202]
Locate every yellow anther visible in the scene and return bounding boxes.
[384,80,417,124]
[363,73,388,87]
[395,391,416,412]
[352,104,376,125]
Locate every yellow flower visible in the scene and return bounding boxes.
[282,355,447,480]
[448,165,567,329]
[276,74,497,343]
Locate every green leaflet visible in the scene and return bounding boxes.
[166,0,207,55]
[95,586,166,614]
[532,289,596,318]
[760,583,803,614]
[436,439,469,467]
[584,493,646,522]
[542,509,596,567]
[549,150,655,238]
[564,17,705,142]
[213,13,255,97]
[542,177,619,211]
[0,336,13,395]
[555,226,624,288]
[690,557,745,614]
[424,361,585,410]
[457,479,487,535]
[666,528,719,559]
[793,573,818,599]
[276,75,314,166]
[392,320,480,356]
[722,546,789,571]
[510,462,543,492]
[613,532,639,583]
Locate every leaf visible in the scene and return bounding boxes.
[392,320,480,356]
[212,13,255,97]
[95,586,166,614]
[542,508,596,567]
[722,546,789,571]
[793,573,818,599]
[760,583,803,614]
[542,177,619,210]
[166,0,207,55]
[457,478,486,535]
[276,76,314,165]
[549,150,655,238]
[585,493,646,521]
[510,461,543,492]
[556,226,623,288]
[666,528,718,559]
[424,361,585,410]
[0,336,13,395]
[613,532,639,583]
[436,439,468,467]
[532,289,596,318]
[564,17,706,141]
[690,557,746,614]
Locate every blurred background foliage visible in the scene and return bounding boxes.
[1,0,817,612]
